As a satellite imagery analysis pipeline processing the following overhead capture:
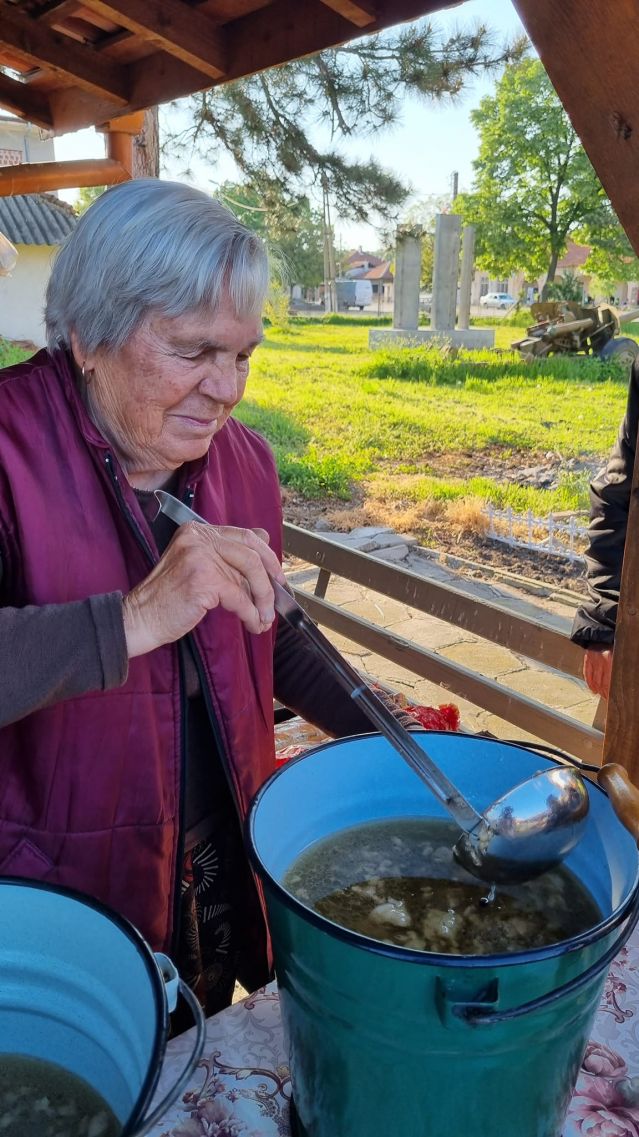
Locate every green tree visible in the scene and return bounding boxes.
[219,181,325,288]
[167,21,526,228]
[581,212,639,286]
[454,59,637,296]
[545,270,584,302]
[76,184,105,213]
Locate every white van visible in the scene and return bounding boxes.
[336,279,373,310]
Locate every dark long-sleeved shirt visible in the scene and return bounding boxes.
[0,590,372,736]
[0,549,376,742]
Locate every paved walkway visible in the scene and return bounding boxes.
[285,542,600,748]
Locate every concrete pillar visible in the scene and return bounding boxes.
[431,214,461,332]
[392,231,421,330]
[457,225,476,330]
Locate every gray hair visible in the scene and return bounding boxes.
[45,178,269,353]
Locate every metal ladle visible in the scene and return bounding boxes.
[156,490,590,885]
[267,576,590,885]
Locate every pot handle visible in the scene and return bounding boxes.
[597,764,639,844]
[131,968,206,1137]
[503,740,639,844]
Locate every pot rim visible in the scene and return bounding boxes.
[0,876,168,1134]
[248,731,639,970]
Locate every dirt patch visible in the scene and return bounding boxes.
[379,445,600,490]
[281,486,588,596]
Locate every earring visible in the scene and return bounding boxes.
[81,362,93,384]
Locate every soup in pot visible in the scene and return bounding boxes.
[0,1055,120,1137]
[283,817,601,955]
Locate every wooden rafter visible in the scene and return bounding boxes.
[317,0,377,28]
[0,71,53,129]
[1,4,130,104]
[81,0,227,80]
[0,0,453,132]
[36,1,85,26]
[222,0,442,81]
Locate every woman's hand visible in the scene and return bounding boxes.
[583,647,613,700]
[122,521,286,658]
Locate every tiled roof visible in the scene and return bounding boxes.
[345,249,383,267]
[363,260,393,281]
[0,193,76,246]
[557,241,591,270]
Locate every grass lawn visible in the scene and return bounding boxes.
[238,322,629,522]
[2,323,630,530]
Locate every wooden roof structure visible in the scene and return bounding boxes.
[2,0,639,776]
[0,0,636,248]
[0,0,459,135]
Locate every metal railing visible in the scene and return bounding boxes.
[283,523,603,763]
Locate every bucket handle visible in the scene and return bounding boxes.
[131,977,206,1136]
[456,886,639,1026]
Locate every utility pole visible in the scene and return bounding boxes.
[321,175,337,313]
[451,169,459,203]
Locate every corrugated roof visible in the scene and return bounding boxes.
[0,193,76,246]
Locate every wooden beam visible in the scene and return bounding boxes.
[81,0,226,79]
[0,4,130,104]
[296,590,602,762]
[39,0,458,131]
[283,524,586,678]
[317,0,377,28]
[36,1,84,26]
[0,157,129,195]
[220,0,458,83]
[513,0,639,257]
[0,71,53,129]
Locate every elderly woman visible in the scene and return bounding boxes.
[0,178,375,1018]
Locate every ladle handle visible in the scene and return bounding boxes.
[598,763,639,844]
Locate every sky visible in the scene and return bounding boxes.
[55,0,527,251]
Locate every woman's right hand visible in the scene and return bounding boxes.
[122,521,286,658]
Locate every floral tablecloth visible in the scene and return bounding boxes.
[148,931,639,1137]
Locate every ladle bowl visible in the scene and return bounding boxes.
[453,765,591,883]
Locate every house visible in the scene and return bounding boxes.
[342,250,394,307]
[471,240,639,309]
[361,260,394,307]
[343,249,384,277]
[0,118,76,346]
[0,192,77,346]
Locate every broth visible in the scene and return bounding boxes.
[283,817,602,955]
[0,1055,120,1137]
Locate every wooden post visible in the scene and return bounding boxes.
[98,110,146,179]
[602,429,639,776]
[131,108,160,179]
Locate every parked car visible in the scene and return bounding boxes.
[480,291,516,309]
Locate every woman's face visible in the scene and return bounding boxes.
[75,295,263,489]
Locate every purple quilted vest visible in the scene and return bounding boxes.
[0,349,282,952]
